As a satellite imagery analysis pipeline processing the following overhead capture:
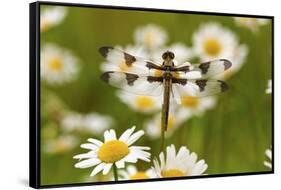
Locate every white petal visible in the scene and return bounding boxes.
[190,160,206,175]
[75,158,101,168]
[264,161,272,169]
[102,163,113,175]
[80,143,99,150]
[121,154,137,163]
[119,126,136,142]
[87,138,103,146]
[159,152,165,170]
[115,160,125,168]
[166,145,176,169]
[104,130,110,142]
[90,163,106,176]
[130,146,150,151]
[126,130,144,145]
[109,129,117,140]
[104,129,117,142]
[265,149,272,160]
[73,151,97,159]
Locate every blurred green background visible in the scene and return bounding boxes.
[40,4,272,186]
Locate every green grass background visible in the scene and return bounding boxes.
[40,5,272,185]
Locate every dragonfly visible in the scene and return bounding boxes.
[99,46,232,140]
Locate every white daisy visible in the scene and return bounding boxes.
[116,91,162,114]
[41,43,80,85]
[119,165,156,180]
[61,112,113,134]
[234,17,270,32]
[192,22,248,79]
[40,6,67,32]
[74,126,151,176]
[100,45,148,74]
[145,107,191,139]
[134,24,168,50]
[266,79,272,94]
[83,113,114,134]
[44,135,78,154]
[178,96,217,117]
[152,144,208,178]
[264,147,272,169]
[151,43,194,64]
[61,112,84,131]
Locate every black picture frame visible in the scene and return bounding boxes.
[29,1,274,189]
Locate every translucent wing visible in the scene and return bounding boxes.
[191,59,232,78]
[99,46,163,75]
[172,59,232,79]
[100,71,163,96]
[171,78,228,102]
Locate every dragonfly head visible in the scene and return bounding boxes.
[162,51,175,67]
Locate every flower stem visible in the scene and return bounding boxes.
[113,163,118,181]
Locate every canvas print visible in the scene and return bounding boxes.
[32,2,273,187]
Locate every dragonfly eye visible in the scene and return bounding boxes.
[169,52,175,59]
[162,52,168,60]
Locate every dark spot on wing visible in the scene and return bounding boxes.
[100,71,114,83]
[198,62,210,74]
[195,80,207,92]
[125,73,139,86]
[124,53,136,66]
[99,46,114,57]
[172,78,187,85]
[147,76,163,83]
[219,80,229,92]
[221,59,232,70]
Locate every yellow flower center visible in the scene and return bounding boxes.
[48,57,63,72]
[98,140,129,163]
[144,31,155,47]
[203,38,222,56]
[161,169,185,178]
[181,96,199,108]
[119,61,131,72]
[158,115,176,130]
[136,96,155,110]
[130,172,150,180]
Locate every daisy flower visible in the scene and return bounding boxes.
[234,17,270,32]
[40,6,67,32]
[61,112,113,134]
[151,42,194,64]
[44,135,78,154]
[266,79,272,94]
[134,24,168,50]
[83,113,114,134]
[179,96,217,117]
[116,91,162,114]
[152,144,207,178]
[264,147,272,169]
[100,45,148,74]
[41,43,80,85]
[74,126,151,178]
[192,22,248,79]
[145,108,191,139]
[119,165,156,180]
